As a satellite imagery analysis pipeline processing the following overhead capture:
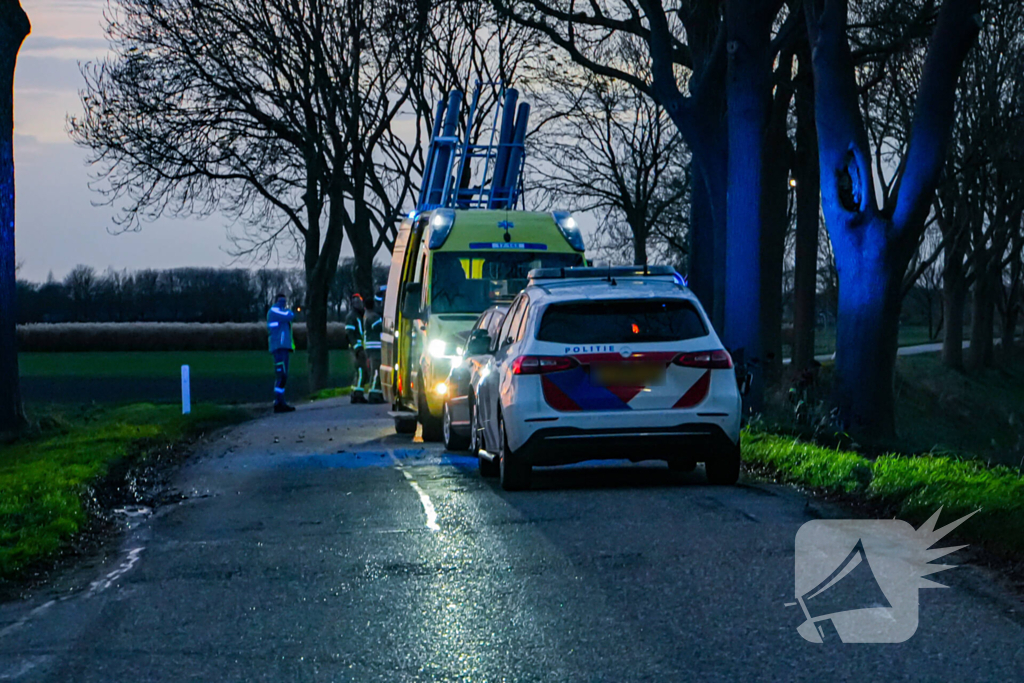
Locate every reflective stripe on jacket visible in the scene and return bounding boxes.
[267,306,295,352]
[364,310,383,351]
[345,309,365,350]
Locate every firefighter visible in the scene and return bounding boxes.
[364,286,385,404]
[267,293,296,413]
[346,293,369,403]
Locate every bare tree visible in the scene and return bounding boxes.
[71,0,423,390]
[806,0,981,436]
[529,54,688,267]
[0,1,29,432]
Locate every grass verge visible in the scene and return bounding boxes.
[0,403,250,581]
[309,386,353,401]
[743,429,1024,555]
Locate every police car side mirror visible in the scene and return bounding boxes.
[467,334,492,356]
[402,283,423,319]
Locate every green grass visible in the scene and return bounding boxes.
[893,354,1024,467]
[743,429,1024,554]
[0,403,251,579]
[769,352,1024,469]
[19,350,353,379]
[309,386,353,401]
[795,324,961,357]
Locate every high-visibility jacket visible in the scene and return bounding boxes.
[267,305,295,352]
[364,309,382,353]
[345,308,365,351]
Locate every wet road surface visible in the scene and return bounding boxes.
[1,400,1022,681]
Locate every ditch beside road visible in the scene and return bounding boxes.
[1,400,1021,681]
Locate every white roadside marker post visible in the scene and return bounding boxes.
[181,365,191,415]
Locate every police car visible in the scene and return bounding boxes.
[464,266,743,490]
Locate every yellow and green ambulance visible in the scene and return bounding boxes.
[381,209,586,438]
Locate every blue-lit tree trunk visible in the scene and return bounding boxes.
[0,2,28,434]
[807,0,981,436]
[722,0,781,408]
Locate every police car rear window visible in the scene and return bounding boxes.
[536,300,707,343]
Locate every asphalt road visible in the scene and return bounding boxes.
[1,400,1022,681]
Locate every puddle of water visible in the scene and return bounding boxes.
[276,449,478,470]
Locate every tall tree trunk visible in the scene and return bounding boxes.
[832,241,904,437]
[688,162,716,315]
[632,220,649,266]
[724,0,775,410]
[1001,305,1018,359]
[759,51,795,385]
[967,273,995,371]
[0,3,29,434]
[304,183,347,393]
[305,282,330,388]
[792,50,820,372]
[941,245,966,369]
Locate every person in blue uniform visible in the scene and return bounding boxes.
[267,293,296,413]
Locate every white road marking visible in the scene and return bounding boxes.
[88,547,144,595]
[398,468,440,532]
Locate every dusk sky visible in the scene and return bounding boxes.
[15,0,271,282]
[13,1,600,283]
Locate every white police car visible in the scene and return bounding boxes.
[465,265,743,490]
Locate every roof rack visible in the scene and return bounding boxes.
[528,265,680,282]
[417,83,529,212]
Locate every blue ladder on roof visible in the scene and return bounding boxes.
[416,83,531,212]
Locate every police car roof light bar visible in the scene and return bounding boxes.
[528,265,677,281]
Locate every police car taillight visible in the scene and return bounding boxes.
[673,350,733,369]
[512,355,580,375]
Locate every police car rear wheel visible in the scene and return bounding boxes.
[705,441,741,485]
[498,414,531,491]
[443,402,470,451]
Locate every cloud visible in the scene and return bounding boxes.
[21,35,108,55]
[16,55,89,93]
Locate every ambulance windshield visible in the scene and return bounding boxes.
[430,251,582,314]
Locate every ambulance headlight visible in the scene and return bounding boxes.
[428,338,448,358]
[552,211,585,251]
[427,209,456,248]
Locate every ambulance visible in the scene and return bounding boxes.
[380,209,585,438]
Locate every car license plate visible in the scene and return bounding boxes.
[592,363,665,386]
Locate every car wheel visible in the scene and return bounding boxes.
[705,440,741,485]
[498,413,531,491]
[394,414,417,435]
[471,402,499,477]
[469,400,480,453]
[443,401,470,451]
[418,382,443,442]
